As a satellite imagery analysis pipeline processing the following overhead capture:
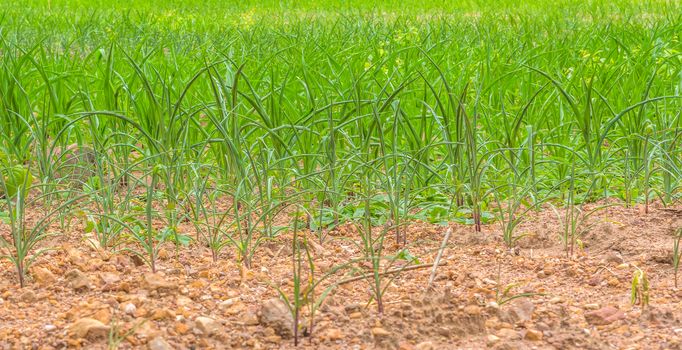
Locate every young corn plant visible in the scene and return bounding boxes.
[550,153,606,258]
[424,77,490,232]
[460,83,495,233]
[126,167,162,273]
[491,160,541,247]
[350,172,419,315]
[345,162,390,314]
[272,206,362,346]
[226,162,295,269]
[494,256,541,305]
[631,265,650,309]
[0,163,35,287]
[79,144,135,251]
[673,227,682,289]
[420,58,468,212]
[283,208,310,346]
[0,163,86,287]
[271,206,331,345]
[618,124,657,213]
[228,176,271,269]
[186,165,231,262]
[658,117,681,204]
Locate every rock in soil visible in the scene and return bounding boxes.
[371,327,391,337]
[241,310,260,325]
[585,306,626,325]
[32,267,56,286]
[486,335,500,346]
[524,329,543,341]
[194,316,220,336]
[604,252,624,264]
[65,269,91,291]
[123,302,137,315]
[496,328,520,339]
[415,341,435,350]
[68,318,110,340]
[499,299,535,324]
[143,273,176,292]
[18,289,37,303]
[148,336,173,350]
[100,272,121,285]
[323,328,344,341]
[259,298,294,338]
[583,303,600,310]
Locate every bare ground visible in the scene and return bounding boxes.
[0,202,681,350]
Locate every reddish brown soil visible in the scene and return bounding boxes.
[0,202,680,350]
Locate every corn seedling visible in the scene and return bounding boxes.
[0,163,87,287]
[630,265,650,309]
[673,227,682,289]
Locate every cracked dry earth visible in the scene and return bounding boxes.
[0,202,681,350]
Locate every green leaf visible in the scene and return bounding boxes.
[0,211,9,224]
[84,219,95,233]
[395,249,420,265]
[1,166,33,199]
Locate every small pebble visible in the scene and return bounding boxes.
[584,303,600,310]
[124,303,136,315]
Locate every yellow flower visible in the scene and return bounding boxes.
[563,67,574,79]
[240,9,256,28]
[364,54,373,71]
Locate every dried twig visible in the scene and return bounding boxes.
[427,227,453,289]
[592,265,620,278]
[337,261,447,286]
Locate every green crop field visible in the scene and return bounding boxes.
[0,0,681,347]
